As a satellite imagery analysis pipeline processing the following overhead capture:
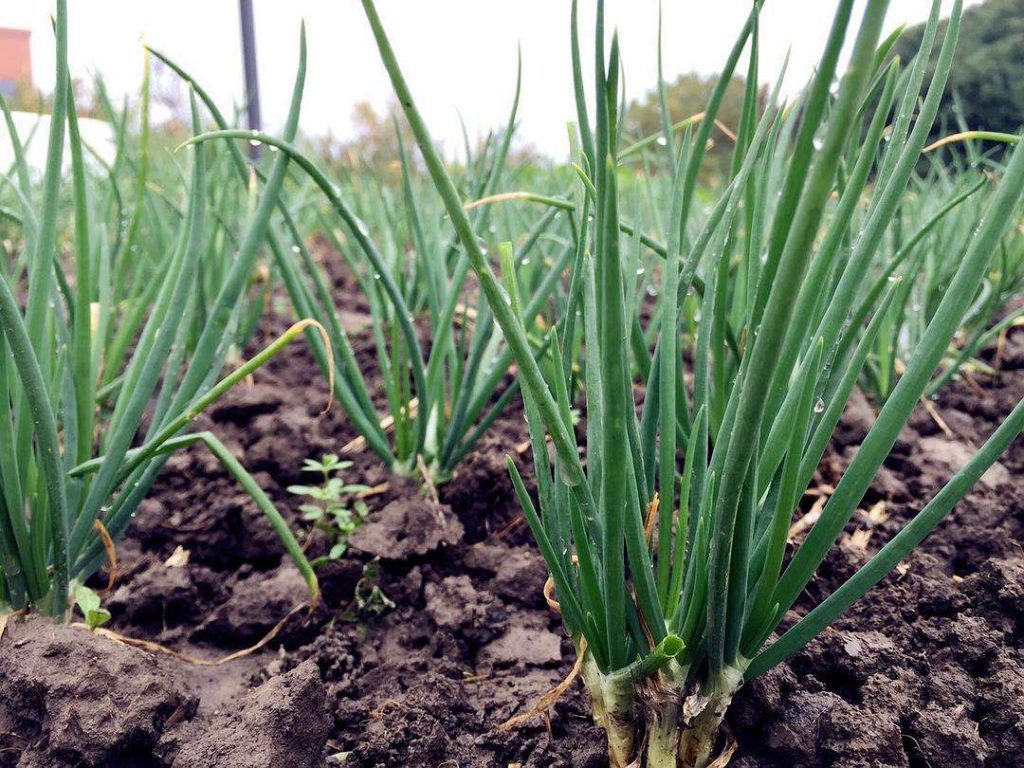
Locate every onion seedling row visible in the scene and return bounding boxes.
[0,2,319,618]
[358,0,1024,765]
[160,38,574,484]
[1,3,1021,766]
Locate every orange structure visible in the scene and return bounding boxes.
[0,28,32,98]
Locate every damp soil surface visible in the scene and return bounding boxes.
[1,289,1022,768]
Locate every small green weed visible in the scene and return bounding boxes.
[288,454,371,563]
[73,585,111,631]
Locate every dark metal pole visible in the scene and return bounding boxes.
[238,0,262,160]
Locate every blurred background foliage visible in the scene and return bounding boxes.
[889,0,1023,140]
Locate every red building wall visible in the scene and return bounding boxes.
[0,28,32,96]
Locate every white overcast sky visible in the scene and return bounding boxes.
[4,1,977,159]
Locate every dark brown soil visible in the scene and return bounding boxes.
[1,287,1022,767]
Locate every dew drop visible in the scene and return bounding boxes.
[813,397,825,414]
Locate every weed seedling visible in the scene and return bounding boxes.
[289,455,370,563]
[72,586,111,631]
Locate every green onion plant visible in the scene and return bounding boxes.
[863,136,1024,400]
[0,2,318,618]
[359,0,1024,764]
[183,69,572,483]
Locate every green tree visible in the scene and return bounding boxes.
[891,0,1023,138]
[6,76,102,119]
[625,73,763,177]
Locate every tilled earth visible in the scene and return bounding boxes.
[1,294,1022,768]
